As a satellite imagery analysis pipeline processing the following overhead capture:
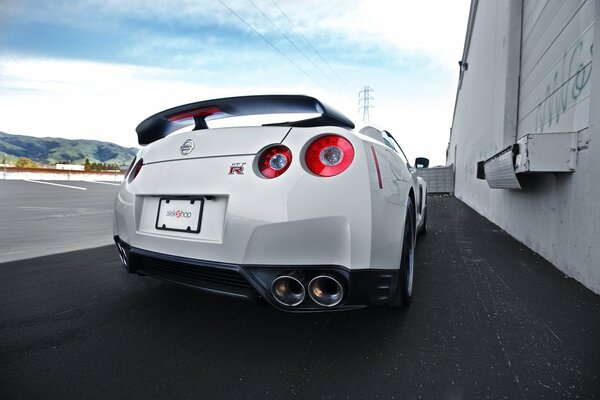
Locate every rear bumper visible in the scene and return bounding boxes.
[115,236,399,312]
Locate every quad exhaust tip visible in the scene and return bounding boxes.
[271,275,305,307]
[308,275,344,307]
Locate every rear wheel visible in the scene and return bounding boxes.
[389,197,415,308]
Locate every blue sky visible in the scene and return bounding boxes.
[0,0,470,165]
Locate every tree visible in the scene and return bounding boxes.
[84,158,91,171]
[16,157,38,168]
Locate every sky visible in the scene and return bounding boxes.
[0,0,470,166]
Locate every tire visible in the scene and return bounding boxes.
[389,197,415,308]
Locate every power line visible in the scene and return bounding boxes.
[247,0,342,93]
[218,0,326,91]
[358,86,374,122]
[271,0,351,90]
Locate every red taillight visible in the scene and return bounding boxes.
[166,106,222,122]
[124,157,136,177]
[258,145,292,178]
[305,135,354,177]
[128,158,143,183]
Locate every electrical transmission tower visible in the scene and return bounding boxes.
[358,86,374,122]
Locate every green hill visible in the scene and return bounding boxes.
[0,132,138,165]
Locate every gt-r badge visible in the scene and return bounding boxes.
[180,139,195,155]
[228,162,246,175]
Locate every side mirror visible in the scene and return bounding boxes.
[415,157,429,169]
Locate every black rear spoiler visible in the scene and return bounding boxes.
[135,95,355,145]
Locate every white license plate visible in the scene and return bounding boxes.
[155,198,204,233]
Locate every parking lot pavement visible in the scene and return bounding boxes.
[1,196,598,399]
[0,180,120,263]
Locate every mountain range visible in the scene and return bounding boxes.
[0,131,138,165]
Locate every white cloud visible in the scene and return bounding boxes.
[325,1,469,65]
[0,1,470,165]
[0,58,205,148]
[11,0,469,69]
[0,56,454,164]
[0,57,338,148]
[0,55,457,164]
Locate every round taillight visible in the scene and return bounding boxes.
[258,145,292,178]
[305,135,354,177]
[128,158,143,183]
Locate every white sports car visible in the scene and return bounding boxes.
[113,95,427,311]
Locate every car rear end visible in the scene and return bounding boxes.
[114,96,406,311]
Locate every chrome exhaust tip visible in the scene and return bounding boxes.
[271,275,306,307]
[116,242,128,269]
[308,275,344,307]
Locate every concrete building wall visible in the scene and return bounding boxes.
[519,0,593,136]
[448,0,600,293]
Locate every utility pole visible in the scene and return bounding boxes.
[358,86,374,122]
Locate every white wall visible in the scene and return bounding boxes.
[448,0,600,293]
[519,0,594,137]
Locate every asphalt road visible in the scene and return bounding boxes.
[1,195,599,399]
[0,180,119,263]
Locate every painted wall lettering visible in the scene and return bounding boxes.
[534,39,593,132]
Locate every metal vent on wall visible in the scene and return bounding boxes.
[514,133,577,173]
[477,132,577,190]
[478,146,521,189]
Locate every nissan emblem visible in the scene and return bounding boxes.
[180,139,195,155]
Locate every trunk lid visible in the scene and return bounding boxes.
[141,126,291,163]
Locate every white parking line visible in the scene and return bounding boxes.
[87,181,121,186]
[23,179,87,191]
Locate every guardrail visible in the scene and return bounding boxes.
[2,167,125,181]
